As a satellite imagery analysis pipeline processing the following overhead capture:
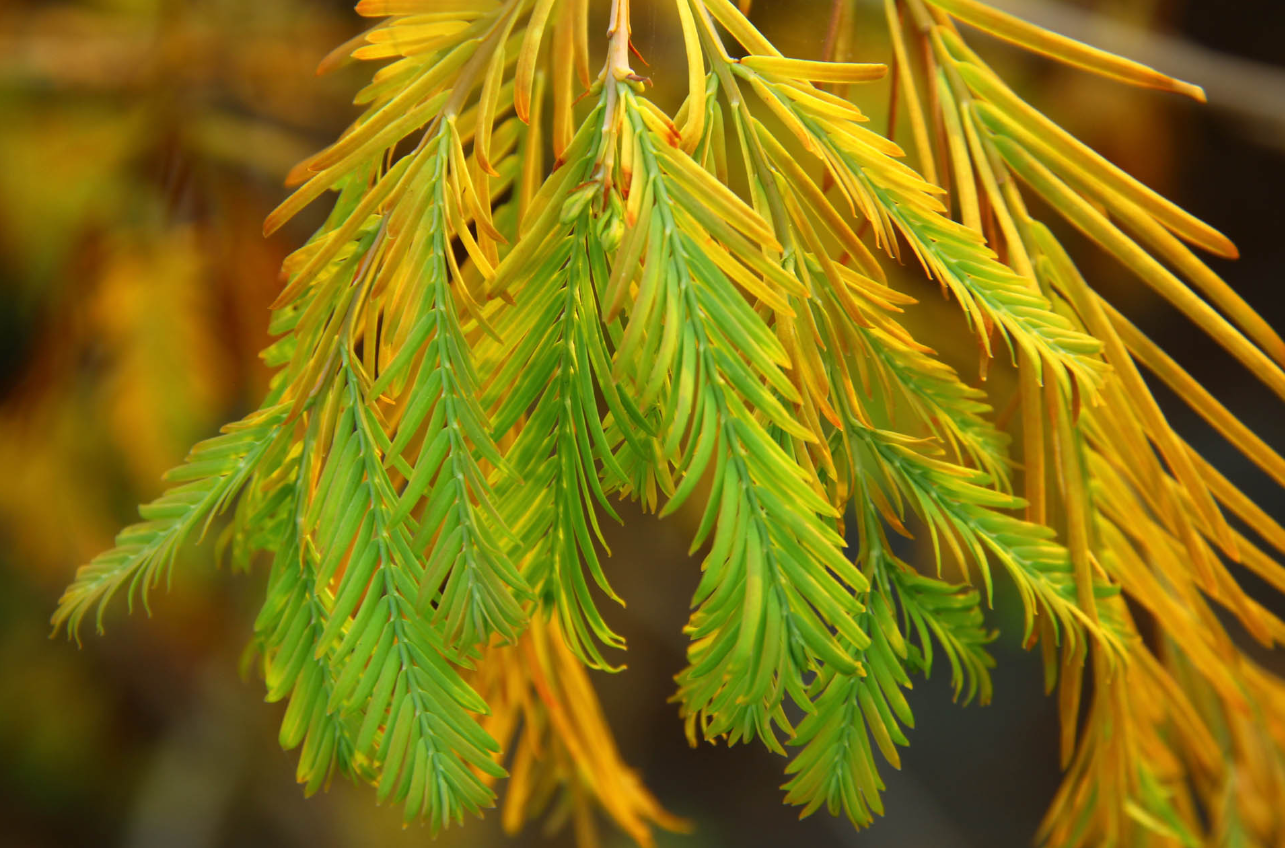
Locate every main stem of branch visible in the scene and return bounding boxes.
[598,0,634,191]
[605,0,634,83]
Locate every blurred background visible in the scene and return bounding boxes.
[1,0,1284,846]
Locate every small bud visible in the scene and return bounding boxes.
[598,214,625,252]
[559,184,597,223]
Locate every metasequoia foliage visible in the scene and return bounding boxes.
[56,0,1285,844]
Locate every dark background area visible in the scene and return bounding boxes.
[1,1,1283,847]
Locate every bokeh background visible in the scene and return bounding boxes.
[2,1,1284,846]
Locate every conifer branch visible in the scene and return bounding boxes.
[50,1,1285,843]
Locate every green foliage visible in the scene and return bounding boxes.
[784,521,994,825]
[54,1,1285,845]
[54,405,287,639]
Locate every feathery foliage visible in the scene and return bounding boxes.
[56,0,1285,844]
